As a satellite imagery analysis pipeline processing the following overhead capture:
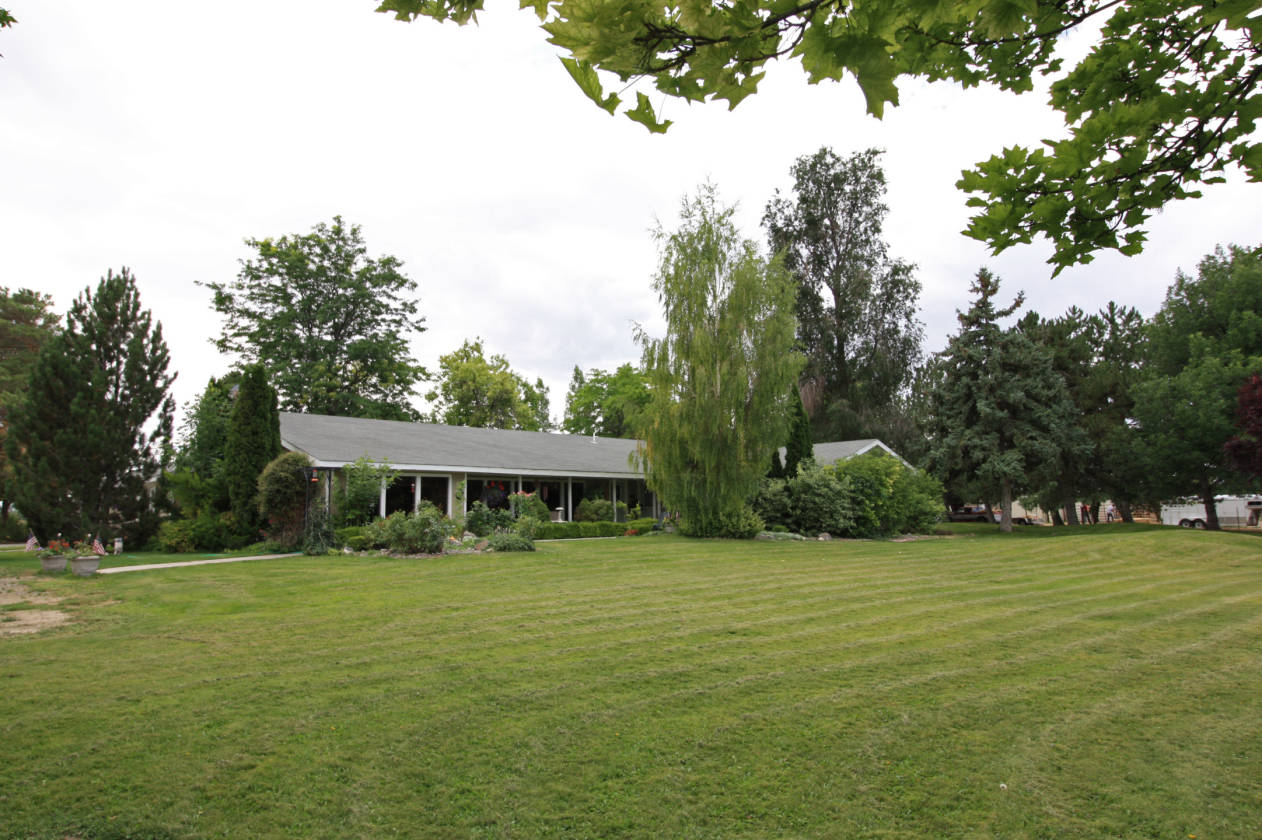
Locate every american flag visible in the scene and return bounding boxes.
[25,534,39,552]
[92,537,106,556]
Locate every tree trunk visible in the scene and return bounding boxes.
[1000,480,1013,533]
[1051,508,1065,527]
[1064,504,1080,526]
[1201,479,1221,531]
[1118,500,1134,524]
[0,499,8,526]
[1090,502,1101,526]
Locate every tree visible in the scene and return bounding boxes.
[783,390,813,477]
[636,183,803,537]
[925,269,1085,533]
[203,216,427,420]
[1225,375,1262,479]
[379,0,1260,270]
[562,363,651,438]
[1132,244,1262,528]
[427,338,552,430]
[167,374,241,517]
[1016,306,1097,523]
[764,148,923,442]
[335,456,397,527]
[6,269,174,542]
[0,288,59,526]
[225,364,281,536]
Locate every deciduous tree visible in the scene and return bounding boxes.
[1225,374,1262,479]
[763,148,923,443]
[203,216,427,420]
[636,183,803,537]
[6,269,174,542]
[427,338,552,430]
[1132,244,1262,528]
[379,0,1261,270]
[562,363,650,438]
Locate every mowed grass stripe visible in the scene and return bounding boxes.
[48,539,1249,705]
[73,552,1217,700]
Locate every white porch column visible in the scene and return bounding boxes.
[566,478,573,522]
[379,478,387,519]
[611,480,618,519]
[413,476,421,512]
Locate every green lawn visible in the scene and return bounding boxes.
[1,527,1259,839]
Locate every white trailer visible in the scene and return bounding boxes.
[1160,496,1262,529]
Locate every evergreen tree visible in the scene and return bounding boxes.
[926,269,1086,533]
[225,364,281,535]
[0,288,59,527]
[6,269,174,542]
[637,183,803,537]
[783,391,814,477]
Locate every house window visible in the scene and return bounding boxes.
[419,476,449,515]
[385,476,416,516]
[468,477,513,510]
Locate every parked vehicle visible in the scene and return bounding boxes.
[945,505,1038,525]
[1160,496,1262,529]
[946,504,995,523]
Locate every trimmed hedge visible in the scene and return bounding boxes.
[534,520,633,540]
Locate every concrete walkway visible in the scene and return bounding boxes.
[99,552,301,575]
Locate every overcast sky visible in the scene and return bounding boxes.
[3,1,1256,429]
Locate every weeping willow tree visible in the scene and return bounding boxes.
[636,184,803,537]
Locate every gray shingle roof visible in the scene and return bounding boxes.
[779,438,907,465]
[280,412,642,478]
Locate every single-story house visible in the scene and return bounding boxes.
[280,412,908,521]
[280,412,656,521]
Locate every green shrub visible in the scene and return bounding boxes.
[334,526,364,546]
[717,505,764,539]
[257,451,313,549]
[832,453,945,537]
[508,492,550,522]
[487,531,535,552]
[624,517,658,535]
[752,478,792,529]
[466,501,514,537]
[534,521,579,540]
[188,512,231,551]
[576,498,615,522]
[788,462,854,536]
[889,464,946,535]
[365,504,451,555]
[345,535,371,551]
[512,516,540,541]
[1,513,30,543]
[156,520,195,553]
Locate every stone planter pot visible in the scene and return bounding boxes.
[40,554,67,573]
[70,555,100,576]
